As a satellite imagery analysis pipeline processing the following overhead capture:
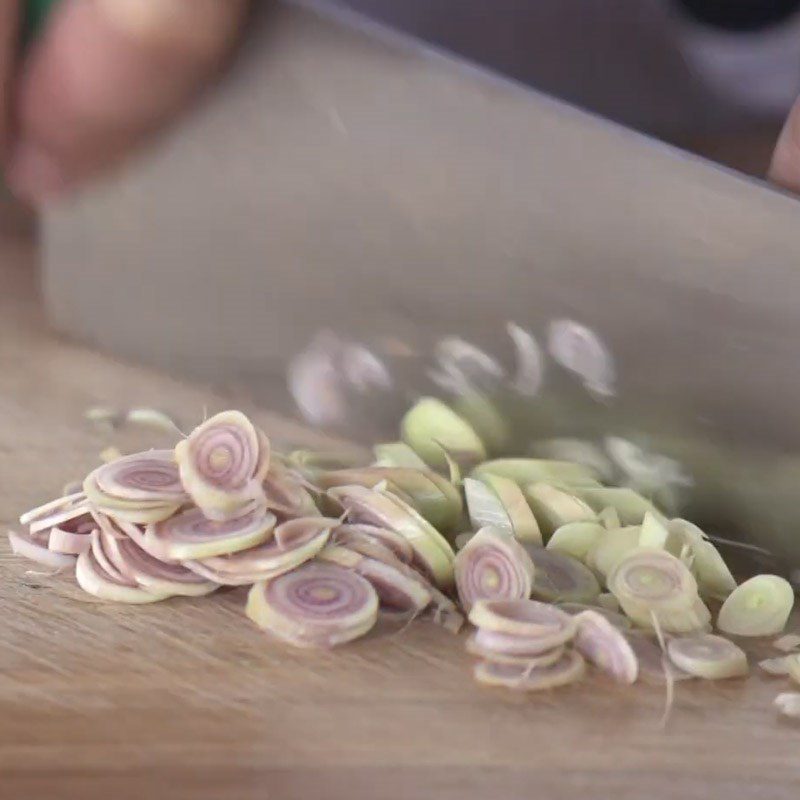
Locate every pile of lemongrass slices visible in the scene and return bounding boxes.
[8,397,800,718]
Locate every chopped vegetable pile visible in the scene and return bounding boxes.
[8,398,800,721]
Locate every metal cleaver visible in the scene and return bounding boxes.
[42,0,800,574]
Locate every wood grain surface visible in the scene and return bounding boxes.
[2,215,799,799]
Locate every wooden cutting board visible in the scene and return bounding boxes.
[1,219,798,800]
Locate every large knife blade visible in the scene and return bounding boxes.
[43,0,800,573]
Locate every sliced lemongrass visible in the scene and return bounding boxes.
[717,574,794,637]
[28,502,93,535]
[245,562,379,648]
[454,527,534,612]
[472,458,600,488]
[125,407,182,433]
[451,392,510,454]
[525,482,596,538]
[48,514,95,555]
[586,526,641,581]
[20,491,87,526]
[666,634,748,680]
[774,692,800,719]
[319,466,462,532]
[524,545,600,604]
[84,406,122,427]
[638,511,672,550]
[469,626,572,656]
[287,450,365,480]
[596,592,622,612]
[668,519,737,601]
[7,530,76,569]
[787,654,800,685]
[144,506,276,561]
[401,397,486,471]
[175,411,269,521]
[598,506,621,530]
[464,478,513,535]
[758,656,793,676]
[263,468,320,518]
[89,449,186,504]
[774,633,800,652]
[454,532,475,551]
[99,446,123,464]
[187,518,332,585]
[468,598,576,639]
[373,442,428,469]
[473,650,585,691]
[625,596,712,635]
[546,521,604,562]
[574,609,638,683]
[91,528,133,584]
[466,635,564,667]
[479,474,541,544]
[75,548,170,604]
[570,487,655,525]
[423,585,465,634]
[625,633,692,684]
[332,523,414,564]
[529,438,614,482]
[558,602,631,630]
[609,548,698,614]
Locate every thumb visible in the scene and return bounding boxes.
[7,0,249,205]
[769,96,800,194]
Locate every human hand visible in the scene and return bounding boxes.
[3,0,249,206]
[770,97,800,193]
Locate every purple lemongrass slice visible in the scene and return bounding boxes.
[19,491,86,526]
[102,535,218,597]
[467,627,568,659]
[48,514,95,555]
[546,521,605,563]
[175,411,269,521]
[328,485,454,589]
[263,467,321,518]
[523,545,600,604]
[454,526,534,612]
[468,598,576,639]
[332,523,414,564]
[245,562,379,648]
[466,636,564,667]
[144,506,276,561]
[666,634,749,680]
[574,609,638,684]
[473,650,586,691]
[717,574,795,638]
[557,602,631,630]
[185,517,333,586]
[625,633,693,684]
[27,501,92,535]
[75,548,170,604]
[7,529,76,569]
[87,449,186,505]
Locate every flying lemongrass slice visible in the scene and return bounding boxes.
[774,634,800,652]
[144,506,277,561]
[608,548,702,633]
[758,656,793,676]
[529,438,614,482]
[454,527,535,612]
[524,545,600,604]
[185,517,333,585]
[598,507,622,530]
[373,442,429,469]
[570,487,656,526]
[468,598,576,639]
[332,523,414,564]
[319,466,462,532]
[400,397,486,471]
[587,526,641,582]
[473,650,586,691]
[75,547,170,604]
[245,562,379,648]
[574,610,638,684]
[717,574,794,637]
[666,634,749,680]
[465,635,564,666]
[558,602,631,630]
[774,692,800,719]
[472,458,600,488]
[451,392,510,454]
[667,519,737,601]
[525,482,597,538]
[546,521,604,562]
[174,411,269,522]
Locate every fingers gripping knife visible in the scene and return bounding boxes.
[40,0,800,574]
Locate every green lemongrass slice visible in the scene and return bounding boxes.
[666,634,748,680]
[717,575,794,637]
[639,511,672,550]
[480,474,541,544]
[787,654,800,686]
[574,610,638,684]
[774,692,800,719]
[609,548,698,613]
[245,562,378,648]
[558,602,631,630]
[451,393,509,454]
[465,635,564,667]
[598,507,621,530]
[529,438,614,482]
[586,526,641,581]
[435,441,463,485]
[547,521,604,562]
[596,592,622,612]
[570,487,656,525]
[454,532,475,551]
[758,656,793,676]
[525,483,597,538]
[401,397,486,471]
[373,442,428,469]
[468,598,576,640]
[287,450,365,481]
[623,595,711,635]
[774,634,800,652]
[464,478,513,534]
[473,650,585,691]
[454,527,534,612]
[523,545,601,603]
[319,467,462,533]
[471,458,600,488]
[668,519,737,601]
